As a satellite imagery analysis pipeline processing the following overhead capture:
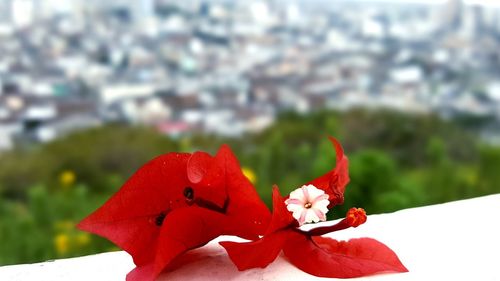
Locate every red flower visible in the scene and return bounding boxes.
[220,138,408,278]
[308,136,350,206]
[77,145,271,281]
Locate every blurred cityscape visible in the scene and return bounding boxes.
[1,0,500,151]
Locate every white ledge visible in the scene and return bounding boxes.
[1,194,500,281]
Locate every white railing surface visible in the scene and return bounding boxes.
[1,194,499,281]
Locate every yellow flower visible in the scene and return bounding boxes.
[242,167,257,184]
[75,233,91,247]
[54,233,70,256]
[59,170,76,187]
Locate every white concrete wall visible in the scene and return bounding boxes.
[1,194,499,281]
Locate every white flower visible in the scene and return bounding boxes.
[285,184,330,226]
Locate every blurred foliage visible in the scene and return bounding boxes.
[0,125,178,199]
[0,108,499,265]
[0,184,112,265]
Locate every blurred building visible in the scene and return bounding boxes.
[442,0,464,31]
[1,0,500,147]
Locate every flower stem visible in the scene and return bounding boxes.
[300,218,351,236]
[299,207,367,236]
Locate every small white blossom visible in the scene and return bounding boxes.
[285,184,329,226]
